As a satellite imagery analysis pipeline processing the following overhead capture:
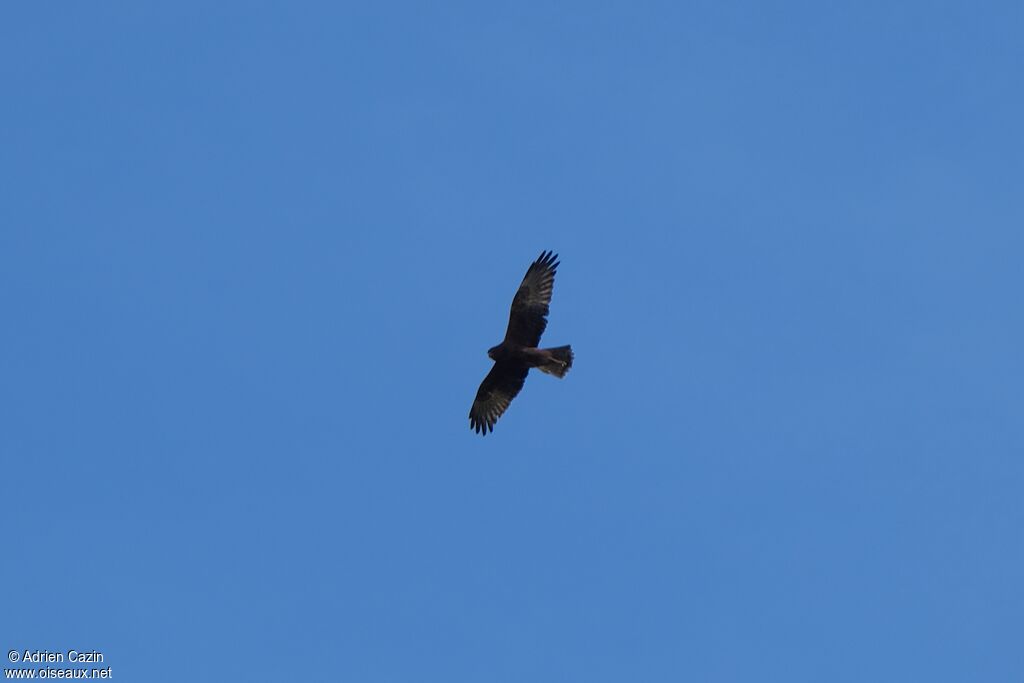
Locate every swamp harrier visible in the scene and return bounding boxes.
[469,250,574,435]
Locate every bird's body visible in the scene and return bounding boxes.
[487,343,567,369]
[469,251,573,435]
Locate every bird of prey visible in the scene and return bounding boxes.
[469,250,574,435]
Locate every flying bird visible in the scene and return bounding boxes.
[469,250,574,435]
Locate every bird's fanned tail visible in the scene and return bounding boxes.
[537,345,573,378]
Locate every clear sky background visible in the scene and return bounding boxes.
[2,2,1022,681]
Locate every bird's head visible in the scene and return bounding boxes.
[487,344,502,361]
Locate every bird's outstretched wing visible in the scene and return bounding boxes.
[469,361,529,435]
[504,250,559,348]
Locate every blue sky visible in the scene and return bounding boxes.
[2,2,1022,680]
